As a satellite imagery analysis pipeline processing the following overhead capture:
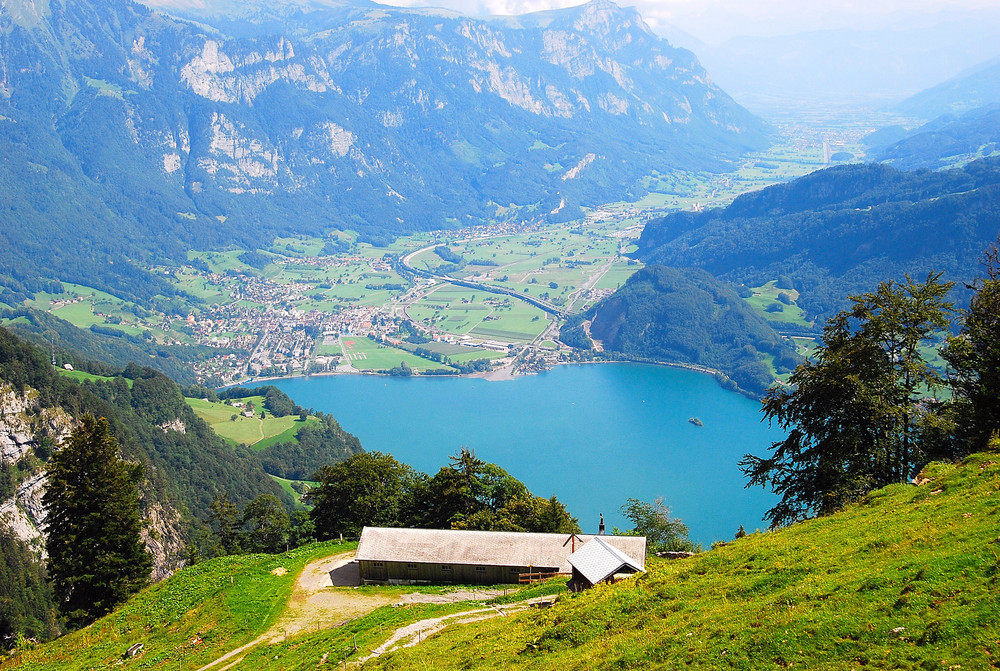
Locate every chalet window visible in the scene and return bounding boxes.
[407,563,418,570]
[372,562,383,568]
[475,566,486,572]
[441,565,453,571]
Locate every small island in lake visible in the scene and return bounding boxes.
[689,417,703,427]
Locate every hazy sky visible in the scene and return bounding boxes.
[379,0,1000,43]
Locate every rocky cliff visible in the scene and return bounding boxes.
[0,381,185,580]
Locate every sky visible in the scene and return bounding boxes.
[377,0,1000,43]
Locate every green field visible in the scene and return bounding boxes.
[340,336,453,372]
[591,263,641,291]
[744,280,813,328]
[407,284,548,343]
[16,450,999,670]
[269,475,316,506]
[56,369,134,387]
[186,396,316,448]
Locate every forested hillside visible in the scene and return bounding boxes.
[633,158,1000,321]
[0,326,361,567]
[562,266,799,395]
[868,104,1000,171]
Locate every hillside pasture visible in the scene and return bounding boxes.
[186,396,316,449]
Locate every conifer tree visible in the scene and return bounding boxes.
[43,415,152,627]
[945,242,1000,451]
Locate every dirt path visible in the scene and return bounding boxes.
[196,552,395,671]
[195,551,549,671]
[354,596,555,665]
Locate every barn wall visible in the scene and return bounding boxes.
[359,560,558,585]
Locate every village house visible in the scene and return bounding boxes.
[355,527,646,586]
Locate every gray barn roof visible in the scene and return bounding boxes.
[357,527,646,573]
[568,536,645,586]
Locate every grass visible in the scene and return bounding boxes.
[56,369,134,387]
[3,542,353,671]
[269,475,316,506]
[408,284,548,343]
[356,449,1000,670]
[185,396,316,448]
[341,337,453,372]
[744,280,813,328]
[15,449,1000,670]
[49,301,102,328]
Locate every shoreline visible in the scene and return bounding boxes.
[223,357,745,394]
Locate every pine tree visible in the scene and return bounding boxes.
[945,241,1000,452]
[43,415,152,627]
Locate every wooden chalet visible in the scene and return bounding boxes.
[356,527,647,585]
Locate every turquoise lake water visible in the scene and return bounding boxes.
[271,363,781,545]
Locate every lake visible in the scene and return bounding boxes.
[271,363,781,545]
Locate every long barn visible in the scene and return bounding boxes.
[355,527,646,585]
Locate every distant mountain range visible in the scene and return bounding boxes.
[892,57,1000,120]
[0,0,766,306]
[633,158,1000,322]
[866,104,1000,171]
[686,18,1000,112]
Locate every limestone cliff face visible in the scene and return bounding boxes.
[0,383,185,580]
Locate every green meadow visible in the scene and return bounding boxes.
[358,450,1000,671]
[14,449,999,671]
[3,542,353,671]
[407,284,548,343]
[340,336,453,372]
[185,396,318,449]
[744,280,813,328]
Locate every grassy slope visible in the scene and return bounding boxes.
[8,454,998,671]
[3,542,352,670]
[363,451,1000,670]
[185,396,318,449]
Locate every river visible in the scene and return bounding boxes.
[271,363,781,545]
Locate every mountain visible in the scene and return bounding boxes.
[561,266,800,395]
[0,0,767,306]
[0,325,360,581]
[867,104,1000,171]
[633,158,1000,322]
[893,56,1000,120]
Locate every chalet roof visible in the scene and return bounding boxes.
[568,536,645,586]
[356,527,646,572]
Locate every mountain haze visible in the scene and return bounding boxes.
[0,0,766,304]
[893,56,1000,120]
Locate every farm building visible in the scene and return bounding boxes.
[567,536,646,591]
[356,527,646,585]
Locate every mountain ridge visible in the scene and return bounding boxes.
[0,0,767,305]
